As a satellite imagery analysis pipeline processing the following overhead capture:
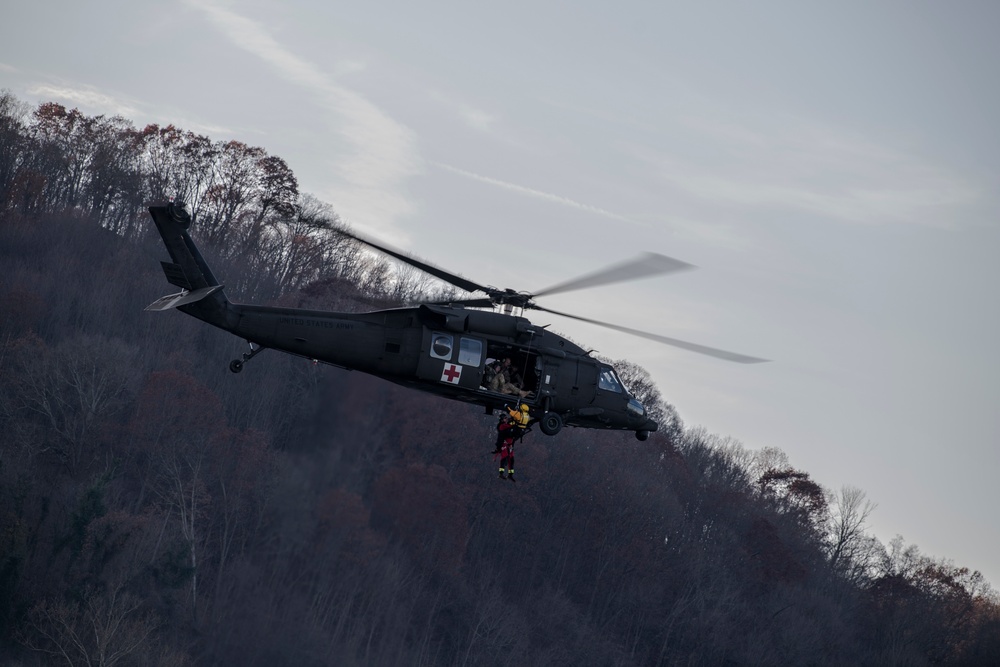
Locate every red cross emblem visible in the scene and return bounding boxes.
[441,363,462,384]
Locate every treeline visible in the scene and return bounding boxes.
[0,90,445,306]
[1,92,999,665]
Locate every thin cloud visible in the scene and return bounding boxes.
[25,81,237,138]
[26,84,140,119]
[431,161,646,226]
[645,113,983,229]
[187,1,329,91]
[547,95,983,231]
[183,0,420,235]
[458,104,498,131]
[427,89,501,133]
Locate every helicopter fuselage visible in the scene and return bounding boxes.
[182,296,658,437]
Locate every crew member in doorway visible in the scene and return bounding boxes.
[488,357,529,397]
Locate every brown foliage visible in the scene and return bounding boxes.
[315,488,386,566]
[758,466,828,524]
[372,463,469,573]
[131,370,224,447]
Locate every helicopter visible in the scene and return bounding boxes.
[145,201,766,440]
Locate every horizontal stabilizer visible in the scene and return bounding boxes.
[161,261,193,290]
[145,285,224,312]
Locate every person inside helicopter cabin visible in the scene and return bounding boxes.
[486,357,529,397]
[484,357,504,391]
[485,357,521,396]
[505,360,528,394]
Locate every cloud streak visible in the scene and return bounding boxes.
[26,83,141,119]
[183,0,419,235]
[431,161,646,226]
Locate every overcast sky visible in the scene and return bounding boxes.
[3,0,998,585]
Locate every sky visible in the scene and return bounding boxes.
[3,1,998,585]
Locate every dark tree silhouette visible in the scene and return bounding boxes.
[1,91,997,666]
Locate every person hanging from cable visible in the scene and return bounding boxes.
[501,403,532,482]
[493,412,513,454]
[494,413,516,481]
[507,402,531,433]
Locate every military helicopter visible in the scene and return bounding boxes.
[146,201,765,440]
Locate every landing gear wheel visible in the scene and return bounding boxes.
[539,412,563,436]
[229,341,265,374]
[635,430,649,441]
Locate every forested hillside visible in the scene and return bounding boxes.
[2,91,998,666]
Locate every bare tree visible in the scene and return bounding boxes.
[28,103,90,209]
[826,485,878,580]
[136,124,217,217]
[255,154,298,223]
[10,334,138,474]
[22,583,156,667]
[200,140,266,246]
[82,115,144,234]
[0,89,31,211]
[131,371,224,623]
[748,446,789,483]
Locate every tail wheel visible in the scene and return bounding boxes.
[229,342,264,374]
[539,412,563,436]
[635,430,649,441]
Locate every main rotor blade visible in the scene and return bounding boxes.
[339,230,489,296]
[426,297,497,308]
[532,252,695,299]
[535,305,769,364]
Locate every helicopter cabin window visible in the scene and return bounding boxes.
[458,337,483,366]
[430,333,453,360]
[598,366,624,393]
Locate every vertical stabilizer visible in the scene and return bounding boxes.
[148,202,221,291]
[146,202,231,325]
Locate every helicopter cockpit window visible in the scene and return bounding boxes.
[458,337,483,366]
[430,333,453,360]
[598,367,624,393]
[627,397,645,416]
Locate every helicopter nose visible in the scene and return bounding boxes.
[627,397,645,417]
